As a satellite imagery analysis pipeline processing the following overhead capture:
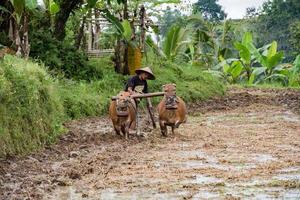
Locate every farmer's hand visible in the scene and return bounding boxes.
[128,88,134,95]
[136,98,141,103]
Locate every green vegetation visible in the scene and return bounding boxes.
[215,32,296,85]
[193,0,226,21]
[248,0,300,61]
[0,55,64,156]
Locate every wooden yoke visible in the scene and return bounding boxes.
[111,92,165,129]
[111,92,165,100]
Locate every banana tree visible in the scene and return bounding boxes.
[213,31,255,83]
[162,25,189,61]
[216,58,244,83]
[249,41,285,84]
[101,8,134,74]
[99,0,180,73]
[186,14,216,67]
[287,55,300,86]
[185,14,235,68]
[233,32,254,81]
[5,0,38,58]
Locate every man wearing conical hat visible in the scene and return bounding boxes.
[124,67,155,133]
[125,67,155,94]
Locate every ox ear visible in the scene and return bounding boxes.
[162,84,166,90]
[172,83,176,87]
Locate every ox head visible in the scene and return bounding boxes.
[116,91,131,116]
[162,83,178,109]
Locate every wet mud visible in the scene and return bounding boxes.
[1,88,300,199]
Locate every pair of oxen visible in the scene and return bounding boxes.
[109,84,187,139]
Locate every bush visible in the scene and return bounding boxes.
[58,57,128,118]
[29,28,102,81]
[0,55,64,157]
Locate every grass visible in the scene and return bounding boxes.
[0,55,225,157]
[0,55,64,157]
[143,57,226,104]
[231,82,300,90]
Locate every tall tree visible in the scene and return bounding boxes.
[253,0,300,61]
[0,0,38,58]
[159,6,185,37]
[192,0,226,22]
[53,0,83,41]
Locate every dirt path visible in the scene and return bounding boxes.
[1,88,300,199]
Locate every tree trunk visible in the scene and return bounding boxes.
[123,42,129,75]
[53,0,82,41]
[75,16,86,50]
[123,0,128,20]
[114,39,122,73]
[94,9,101,50]
[130,8,137,41]
[9,17,22,56]
[20,13,30,58]
[9,13,30,58]
[0,0,14,47]
[122,0,129,75]
[139,5,146,51]
[87,21,92,51]
[91,22,95,49]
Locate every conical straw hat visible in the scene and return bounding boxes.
[135,67,155,80]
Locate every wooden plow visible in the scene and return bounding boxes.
[111,92,165,130]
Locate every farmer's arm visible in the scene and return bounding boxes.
[128,87,134,94]
[127,76,136,94]
[142,81,148,93]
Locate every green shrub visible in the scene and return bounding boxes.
[0,55,64,157]
[58,57,127,118]
[29,28,102,81]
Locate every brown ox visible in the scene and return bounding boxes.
[157,84,187,136]
[109,91,136,139]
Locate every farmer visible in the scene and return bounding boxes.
[124,67,156,133]
[125,67,156,94]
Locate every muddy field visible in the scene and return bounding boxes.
[1,88,300,199]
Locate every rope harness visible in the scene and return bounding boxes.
[165,94,179,109]
[116,97,136,117]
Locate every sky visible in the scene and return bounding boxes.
[174,0,268,19]
[36,0,268,20]
[218,0,268,19]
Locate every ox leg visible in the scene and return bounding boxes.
[171,126,175,135]
[175,120,182,128]
[121,125,126,138]
[115,128,121,135]
[124,122,131,140]
[159,121,167,136]
[125,126,129,140]
[114,125,121,135]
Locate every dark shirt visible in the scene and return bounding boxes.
[125,75,148,93]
